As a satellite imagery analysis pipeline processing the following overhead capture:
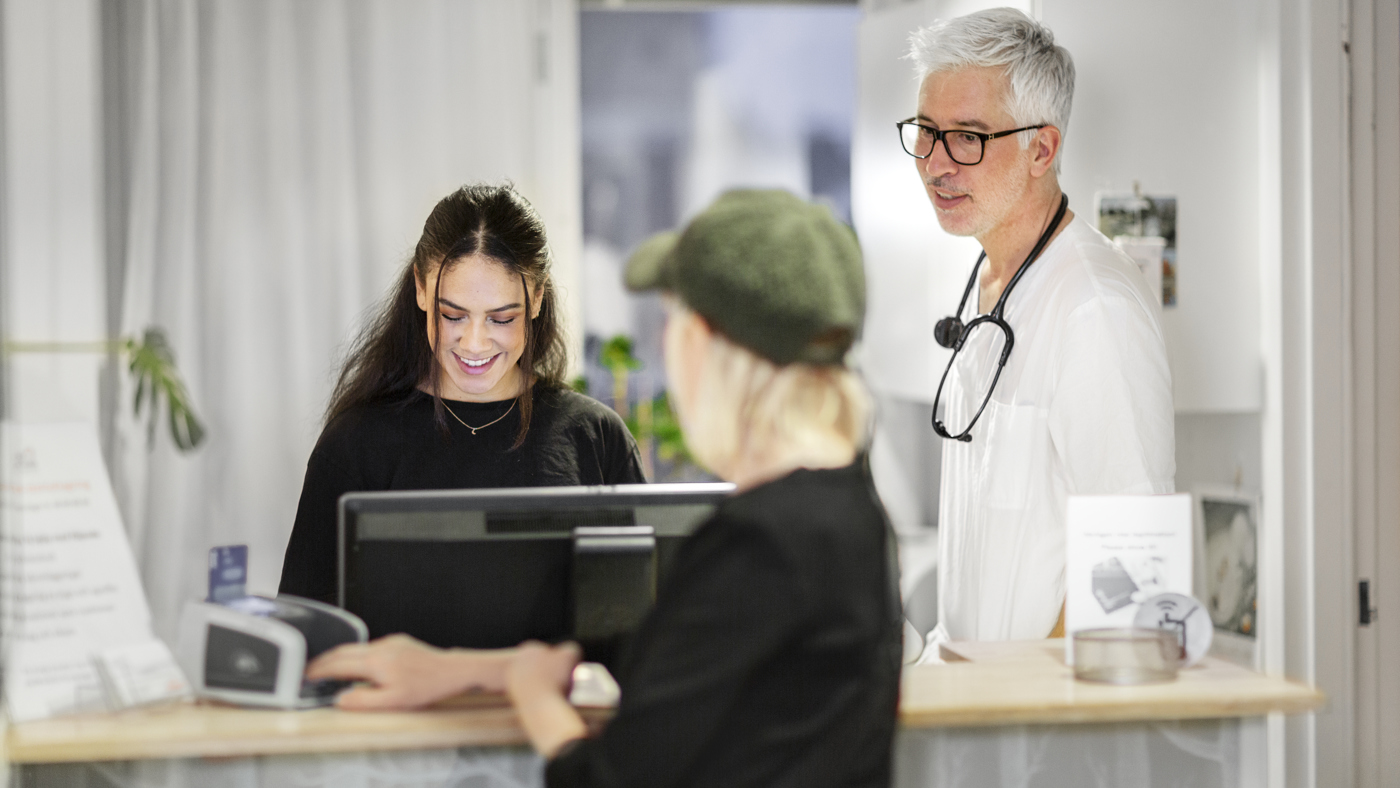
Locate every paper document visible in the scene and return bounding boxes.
[1,423,158,722]
[1064,494,1193,664]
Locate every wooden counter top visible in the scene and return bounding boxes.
[5,694,587,765]
[8,640,1323,764]
[899,639,1324,728]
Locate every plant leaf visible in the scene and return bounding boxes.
[600,335,642,373]
[126,327,206,452]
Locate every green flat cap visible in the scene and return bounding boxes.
[625,189,865,366]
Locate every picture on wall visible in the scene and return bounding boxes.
[1193,488,1258,639]
[1096,191,1177,307]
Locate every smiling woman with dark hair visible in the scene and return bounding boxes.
[279,184,645,605]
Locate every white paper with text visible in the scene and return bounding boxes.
[1065,494,1193,665]
[1,422,155,722]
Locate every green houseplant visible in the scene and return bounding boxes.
[4,327,206,451]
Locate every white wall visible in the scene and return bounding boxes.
[1273,0,1352,784]
[1348,0,1400,779]
[528,0,585,369]
[2,0,105,423]
[1046,0,1265,413]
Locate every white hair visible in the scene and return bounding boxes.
[907,8,1075,156]
[664,303,872,476]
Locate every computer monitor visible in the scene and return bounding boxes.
[337,484,732,652]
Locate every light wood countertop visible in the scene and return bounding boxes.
[8,640,1323,764]
[5,694,551,765]
[899,639,1324,728]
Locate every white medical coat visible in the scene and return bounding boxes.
[932,217,1175,643]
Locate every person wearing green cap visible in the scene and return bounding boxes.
[308,189,903,788]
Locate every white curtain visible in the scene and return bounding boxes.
[107,0,581,641]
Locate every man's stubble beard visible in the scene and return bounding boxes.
[926,151,1032,241]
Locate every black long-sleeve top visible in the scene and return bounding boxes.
[279,386,646,604]
[547,460,904,788]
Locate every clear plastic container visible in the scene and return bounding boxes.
[1073,627,1182,684]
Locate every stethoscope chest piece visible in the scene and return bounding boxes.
[934,316,965,349]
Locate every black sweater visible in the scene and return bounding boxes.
[279,387,646,604]
[547,461,903,788]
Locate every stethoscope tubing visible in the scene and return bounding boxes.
[931,193,1070,441]
[948,193,1070,334]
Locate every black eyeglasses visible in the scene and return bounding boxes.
[896,119,1045,166]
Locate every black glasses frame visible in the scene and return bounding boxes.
[896,119,1046,165]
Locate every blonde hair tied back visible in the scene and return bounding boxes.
[665,303,873,475]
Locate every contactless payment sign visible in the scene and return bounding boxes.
[208,545,248,603]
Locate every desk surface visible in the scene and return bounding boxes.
[899,639,1323,728]
[8,640,1323,764]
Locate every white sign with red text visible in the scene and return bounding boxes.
[1,422,157,721]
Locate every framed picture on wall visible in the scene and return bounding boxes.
[1192,486,1260,668]
[1094,190,1178,307]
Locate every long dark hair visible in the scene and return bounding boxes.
[325,184,568,448]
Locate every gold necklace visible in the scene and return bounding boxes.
[442,399,516,435]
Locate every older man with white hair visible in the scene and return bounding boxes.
[898,8,1175,648]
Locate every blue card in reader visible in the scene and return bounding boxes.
[208,545,248,603]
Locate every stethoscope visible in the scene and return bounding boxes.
[931,193,1069,441]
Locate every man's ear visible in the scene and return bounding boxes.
[1029,125,1063,178]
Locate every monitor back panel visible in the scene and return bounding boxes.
[339,485,730,649]
[347,535,572,648]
